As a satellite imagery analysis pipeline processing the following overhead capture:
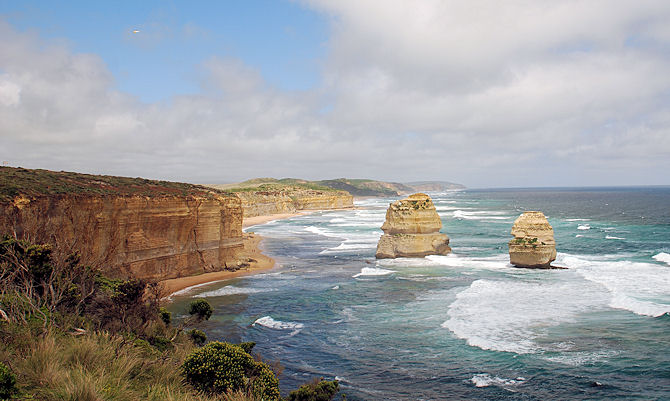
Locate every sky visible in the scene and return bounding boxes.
[1,1,669,188]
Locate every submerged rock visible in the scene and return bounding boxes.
[508,211,557,268]
[375,193,451,259]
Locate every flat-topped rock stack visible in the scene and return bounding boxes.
[375,193,451,259]
[508,211,557,268]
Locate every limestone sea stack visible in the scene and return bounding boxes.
[375,193,451,259]
[508,211,557,268]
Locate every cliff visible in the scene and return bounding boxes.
[207,182,353,219]
[508,211,557,268]
[376,193,451,258]
[0,167,249,281]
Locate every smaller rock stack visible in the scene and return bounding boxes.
[508,211,557,268]
[375,193,451,259]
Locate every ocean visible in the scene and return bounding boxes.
[168,187,670,400]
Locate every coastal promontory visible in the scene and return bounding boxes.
[375,193,451,259]
[508,211,557,268]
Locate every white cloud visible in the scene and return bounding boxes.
[2,1,670,187]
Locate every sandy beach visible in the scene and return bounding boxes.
[159,232,275,297]
[162,207,355,297]
[242,211,311,228]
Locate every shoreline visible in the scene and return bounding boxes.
[160,232,275,298]
[162,206,355,298]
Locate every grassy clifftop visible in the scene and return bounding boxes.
[215,177,465,197]
[0,167,230,202]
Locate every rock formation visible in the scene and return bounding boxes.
[508,211,557,268]
[233,189,353,218]
[0,167,252,281]
[375,193,451,259]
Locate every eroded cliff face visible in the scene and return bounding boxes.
[0,194,244,281]
[508,211,557,268]
[235,190,353,218]
[376,193,451,259]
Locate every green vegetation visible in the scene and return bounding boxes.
[0,361,17,399]
[188,329,207,346]
[189,299,213,321]
[181,342,280,400]
[0,166,230,202]
[287,379,340,401]
[0,234,342,400]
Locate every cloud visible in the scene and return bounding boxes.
[2,1,670,187]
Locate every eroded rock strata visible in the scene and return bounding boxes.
[234,190,353,218]
[508,211,557,268]
[1,195,244,281]
[375,193,451,259]
[0,167,251,281]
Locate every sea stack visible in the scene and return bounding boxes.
[508,211,557,268]
[375,193,451,259]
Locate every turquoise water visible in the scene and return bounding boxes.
[168,188,670,400]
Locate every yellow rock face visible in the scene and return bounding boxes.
[235,190,353,218]
[0,194,244,281]
[375,193,451,259]
[508,211,557,268]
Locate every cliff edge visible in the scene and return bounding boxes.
[376,193,451,259]
[0,167,254,281]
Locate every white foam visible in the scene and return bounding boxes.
[653,252,670,266]
[577,224,591,230]
[442,278,609,354]
[566,218,590,222]
[605,235,625,240]
[195,286,269,298]
[253,316,304,335]
[331,285,340,290]
[304,226,343,238]
[453,210,512,220]
[353,267,395,278]
[163,281,216,300]
[470,373,526,388]
[575,234,584,238]
[561,254,670,317]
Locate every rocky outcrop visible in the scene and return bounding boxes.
[375,193,451,258]
[508,211,557,268]
[234,190,353,218]
[0,194,244,281]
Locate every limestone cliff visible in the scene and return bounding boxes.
[231,189,353,218]
[376,193,451,259]
[508,211,557,268]
[0,167,246,281]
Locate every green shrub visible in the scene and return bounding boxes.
[238,341,255,354]
[0,361,17,399]
[180,341,280,400]
[249,362,281,401]
[288,378,340,401]
[188,300,213,321]
[158,307,171,326]
[188,329,207,346]
[147,336,172,352]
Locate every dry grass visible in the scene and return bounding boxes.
[0,326,255,401]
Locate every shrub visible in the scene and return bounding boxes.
[188,329,207,346]
[181,341,280,400]
[288,378,340,401]
[238,341,255,354]
[158,307,171,326]
[0,361,17,399]
[188,300,212,321]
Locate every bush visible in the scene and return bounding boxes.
[0,361,17,399]
[188,300,212,321]
[288,378,340,401]
[238,341,255,354]
[181,341,280,400]
[188,329,207,346]
[158,307,171,326]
